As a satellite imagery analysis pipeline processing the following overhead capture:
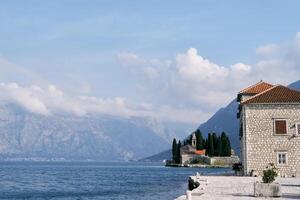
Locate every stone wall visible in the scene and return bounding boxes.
[242,104,300,177]
[181,154,197,164]
[181,154,239,166]
[210,156,240,166]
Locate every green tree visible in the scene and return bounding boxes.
[176,140,182,164]
[172,138,178,162]
[216,136,222,157]
[220,132,231,156]
[212,133,218,156]
[206,133,214,157]
[195,129,205,150]
[225,135,232,156]
[188,134,193,145]
[204,138,208,155]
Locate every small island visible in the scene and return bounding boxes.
[166,130,239,168]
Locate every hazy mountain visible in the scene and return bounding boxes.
[198,80,300,155]
[139,149,172,162]
[288,80,300,90]
[0,103,179,161]
[198,99,239,154]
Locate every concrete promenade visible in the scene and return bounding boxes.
[175,175,300,200]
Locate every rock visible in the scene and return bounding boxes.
[254,182,282,197]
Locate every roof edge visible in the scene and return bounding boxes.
[238,80,273,94]
[241,84,279,105]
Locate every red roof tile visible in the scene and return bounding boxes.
[239,81,274,95]
[241,85,300,104]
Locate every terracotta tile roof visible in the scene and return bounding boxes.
[239,81,274,95]
[195,149,206,155]
[241,85,300,104]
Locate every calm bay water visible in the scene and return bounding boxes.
[0,162,232,200]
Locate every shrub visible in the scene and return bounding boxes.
[190,158,205,164]
[232,163,243,172]
[262,163,278,183]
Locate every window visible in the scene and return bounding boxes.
[274,119,287,134]
[296,123,300,135]
[277,152,287,165]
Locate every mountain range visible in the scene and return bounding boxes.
[0,103,194,161]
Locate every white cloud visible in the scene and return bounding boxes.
[230,63,251,73]
[176,48,229,82]
[117,52,144,66]
[0,82,49,115]
[256,44,279,57]
[2,32,300,125]
[117,32,300,118]
[0,82,208,124]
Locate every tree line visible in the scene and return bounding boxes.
[172,130,232,163]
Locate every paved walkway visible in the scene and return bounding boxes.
[175,176,300,200]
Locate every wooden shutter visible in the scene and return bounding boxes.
[275,120,287,134]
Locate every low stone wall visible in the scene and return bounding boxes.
[182,155,240,166]
[209,156,240,166]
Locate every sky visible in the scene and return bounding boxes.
[1,0,300,125]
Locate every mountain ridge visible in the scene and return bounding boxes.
[0,102,183,161]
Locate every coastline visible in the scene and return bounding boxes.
[165,163,232,168]
[175,175,300,200]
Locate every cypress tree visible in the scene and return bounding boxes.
[207,133,214,157]
[176,140,182,163]
[204,138,209,156]
[220,132,231,156]
[195,129,205,150]
[212,133,218,156]
[217,136,222,157]
[172,138,177,162]
[188,134,193,145]
[225,135,232,156]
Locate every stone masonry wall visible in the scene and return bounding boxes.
[210,156,240,166]
[244,104,300,177]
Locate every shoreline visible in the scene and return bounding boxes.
[175,175,300,200]
[165,163,232,168]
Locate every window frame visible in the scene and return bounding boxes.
[277,151,288,166]
[273,119,288,135]
[295,123,300,135]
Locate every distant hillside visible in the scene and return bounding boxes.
[198,80,300,156]
[288,80,300,90]
[0,103,175,161]
[198,99,239,154]
[139,149,172,162]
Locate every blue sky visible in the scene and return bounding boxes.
[1,0,300,124]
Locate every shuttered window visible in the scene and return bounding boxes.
[296,124,300,135]
[274,120,287,134]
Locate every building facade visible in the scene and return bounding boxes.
[238,81,300,177]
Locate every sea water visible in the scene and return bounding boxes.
[0,161,232,200]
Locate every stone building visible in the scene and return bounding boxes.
[180,144,197,164]
[237,81,300,177]
[178,133,206,164]
[179,133,239,165]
